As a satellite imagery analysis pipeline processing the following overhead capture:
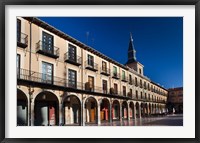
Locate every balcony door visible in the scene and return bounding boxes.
[102,80,107,94]
[68,44,76,62]
[42,62,53,84]
[88,76,94,91]
[68,69,77,88]
[102,61,107,72]
[88,55,94,68]
[114,83,118,94]
[42,31,54,54]
[113,66,117,76]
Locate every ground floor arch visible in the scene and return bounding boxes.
[100,98,110,121]
[136,102,140,118]
[112,100,120,120]
[63,95,81,125]
[122,101,128,120]
[129,102,135,119]
[85,96,98,123]
[17,89,28,126]
[34,91,59,126]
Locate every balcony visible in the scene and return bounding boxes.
[100,68,110,76]
[85,61,98,72]
[121,76,128,82]
[64,52,81,66]
[129,80,133,85]
[17,32,28,48]
[112,72,120,79]
[36,40,59,59]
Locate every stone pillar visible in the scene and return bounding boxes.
[120,102,122,121]
[31,101,34,126]
[109,102,112,123]
[133,103,136,119]
[127,102,130,121]
[82,103,85,126]
[97,103,101,125]
[139,102,141,118]
[59,103,63,125]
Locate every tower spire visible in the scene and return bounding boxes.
[126,32,136,64]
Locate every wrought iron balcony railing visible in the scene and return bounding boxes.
[17,32,28,48]
[121,75,128,82]
[36,40,59,59]
[100,67,110,76]
[112,72,120,79]
[85,61,98,71]
[64,52,81,66]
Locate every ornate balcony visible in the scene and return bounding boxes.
[36,40,59,59]
[100,67,110,76]
[112,72,120,79]
[85,61,98,72]
[17,32,28,48]
[121,75,128,82]
[64,52,81,66]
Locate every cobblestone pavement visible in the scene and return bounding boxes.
[85,114,183,126]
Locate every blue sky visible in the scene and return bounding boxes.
[39,17,183,89]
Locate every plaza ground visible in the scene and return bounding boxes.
[85,114,183,126]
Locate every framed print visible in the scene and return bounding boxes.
[0,0,200,143]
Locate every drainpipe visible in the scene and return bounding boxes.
[28,19,33,126]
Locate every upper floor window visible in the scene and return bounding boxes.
[135,77,138,86]
[114,83,118,94]
[86,76,94,92]
[42,62,53,84]
[122,70,125,80]
[102,61,107,72]
[68,44,77,62]
[113,66,117,74]
[42,31,54,54]
[139,68,142,74]
[123,86,126,96]
[102,80,108,94]
[88,54,94,67]
[68,69,77,88]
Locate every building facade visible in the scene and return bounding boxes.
[17,17,168,126]
[167,87,183,114]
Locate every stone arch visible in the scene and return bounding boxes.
[17,89,28,126]
[63,95,81,125]
[112,100,120,120]
[100,98,110,121]
[129,102,135,119]
[34,91,59,126]
[84,96,98,123]
[122,101,128,120]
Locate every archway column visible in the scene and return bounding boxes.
[97,102,101,125]
[109,100,112,123]
[133,103,136,119]
[120,102,122,121]
[59,102,63,125]
[127,102,130,121]
[31,101,34,126]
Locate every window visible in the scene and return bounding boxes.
[129,89,132,97]
[88,54,94,67]
[17,19,21,42]
[113,66,117,76]
[136,90,138,99]
[42,62,53,84]
[42,31,54,54]
[88,76,94,91]
[68,69,77,88]
[122,71,125,80]
[139,68,142,74]
[68,44,77,62]
[129,74,132,84]
[141,92,143,99]
[114,83,118,94]
[123,86,126,96]
[140,79,142,87]
[135,77,138,86]
[102,61,107,72]
[17,54,20,78]
[102,80,107,94]
[145,93,147,99]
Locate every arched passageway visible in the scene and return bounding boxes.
[17,89,28,126]
[112,100,120,120]
[85,97,98,123]
[122,101,128,120]
[34,91,59,126]
[100,98,110,121]
[63,95,81,125]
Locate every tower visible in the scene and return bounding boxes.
[126,33,144,75]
